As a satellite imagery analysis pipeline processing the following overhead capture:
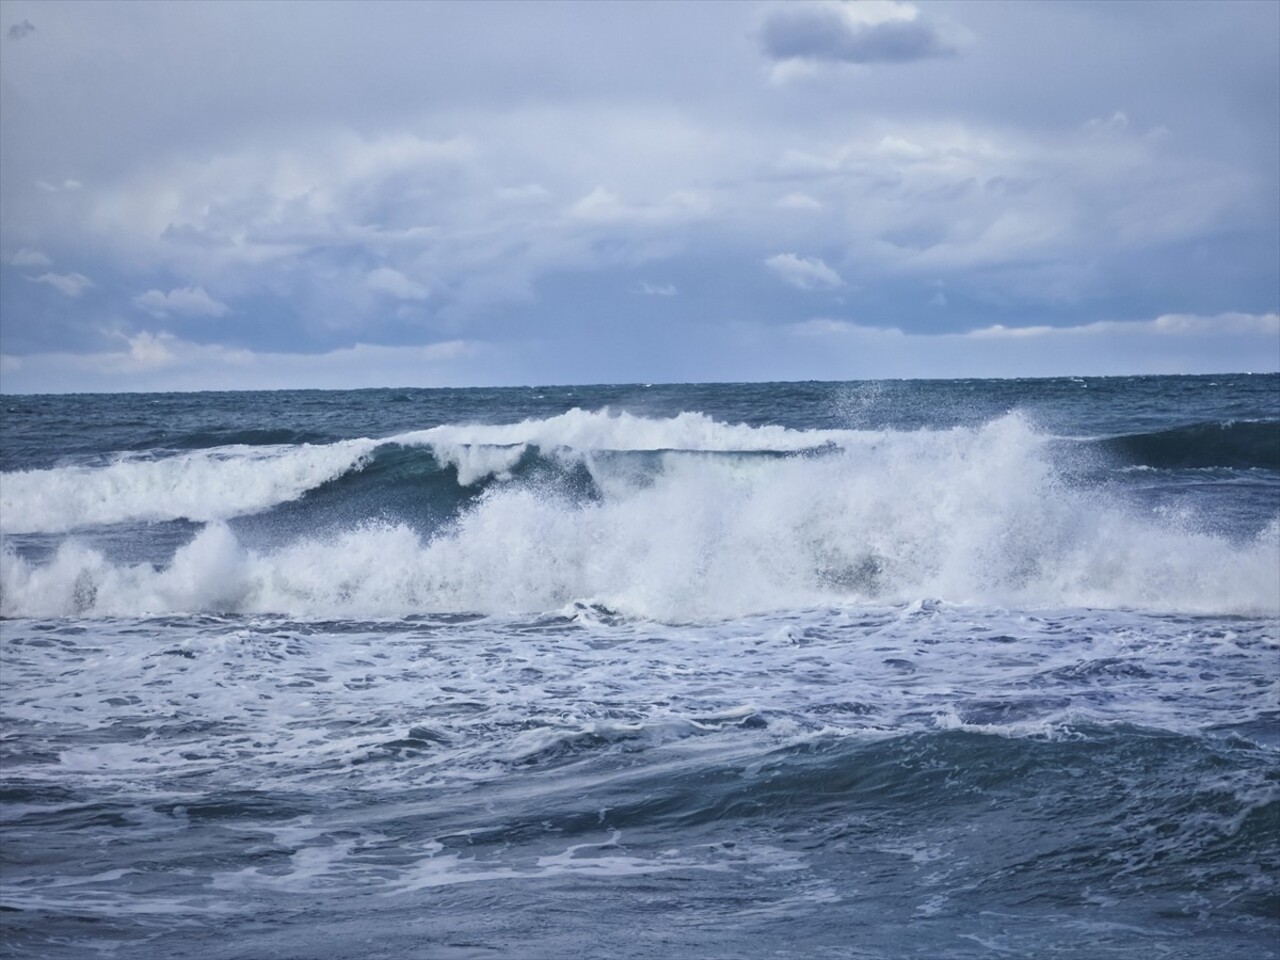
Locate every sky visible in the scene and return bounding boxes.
[1,0,1277,392]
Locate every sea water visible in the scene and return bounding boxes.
[1,375,1277,958]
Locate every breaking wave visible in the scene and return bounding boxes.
[2,410,1277,620]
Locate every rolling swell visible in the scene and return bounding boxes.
[1096,420,1280,470]
[124,426,336,451]
[3,411,1277,619]
[275,725,1279,922]
[494,726,1278,882]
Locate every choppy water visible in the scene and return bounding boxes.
[2,375,1277,958]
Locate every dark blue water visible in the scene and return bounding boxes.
[2,375,1277,958]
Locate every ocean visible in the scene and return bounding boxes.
[1,375,1277,959]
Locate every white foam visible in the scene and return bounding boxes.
[392,407,856,455]
[428,442,527,486]
[211,830,736,897]
[2,414,1276,620]
[0,409,855,533]
[0,440,378,534]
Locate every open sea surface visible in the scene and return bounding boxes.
[1,375,1277,958]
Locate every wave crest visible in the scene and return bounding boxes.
[3,413,1276,620]
[0,440,379,534]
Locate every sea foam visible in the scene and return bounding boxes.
[2,412,1276,620]
[0,410,845,533]
[0,440,379,534]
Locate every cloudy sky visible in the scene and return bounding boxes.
[1,0,1277,392]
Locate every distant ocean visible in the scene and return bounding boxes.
[1,375,1277,959]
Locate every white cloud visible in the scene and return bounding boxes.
[42,114,725,332]
[10,248,51,267]
[367,267,428,300]
[2,311,1274,394]
[793,312,1280,343]
[775,192,823,211]
[790,318,902,338]
[28,271,93,297]
[86,131,476,271]
[568,187,625,221]
[634,282,677,296]
[8,86,1248,351]
[762,117,1252,299]
[967,312,1280,339]
[35,178,82,192]
[765,253,844,291]
[772,312,1280,379]
[124,331,179,368]
[0,336,491,393]
[568,186,711,224]
[133,286,230,319]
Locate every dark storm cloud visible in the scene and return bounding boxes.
[760,1,958,65]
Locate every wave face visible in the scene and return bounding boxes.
[3,405,1277,620]
[1097,420,1280,470]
